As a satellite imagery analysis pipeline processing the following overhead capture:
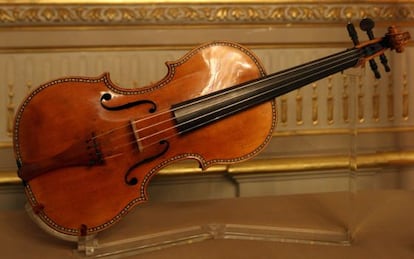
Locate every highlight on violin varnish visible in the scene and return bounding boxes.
[13,20,410,240]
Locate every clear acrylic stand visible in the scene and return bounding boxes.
[75,223,351,258]
[73,175,356,258]
[24,187,355,258]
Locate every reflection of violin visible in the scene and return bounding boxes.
[13,20,410,238]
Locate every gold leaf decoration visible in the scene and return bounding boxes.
[0,3,412,27]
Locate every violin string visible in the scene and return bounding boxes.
[92,48,360,142]
[103,49,363,157]
[94,47,361,149]
[137,50,362,147]
[101,49,363,159]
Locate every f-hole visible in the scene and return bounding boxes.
[100,92,157,113]
[124,140,170,186]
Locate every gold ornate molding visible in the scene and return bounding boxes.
[3,150,414,186]
[0,2,414,27]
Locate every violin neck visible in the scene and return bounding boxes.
[173,47,363,134]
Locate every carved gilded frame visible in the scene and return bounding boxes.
[1,0,414,28]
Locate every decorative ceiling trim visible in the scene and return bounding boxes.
[0,2,413,27]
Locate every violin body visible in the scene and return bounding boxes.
[14,42,276,237]
[14,21,410,239]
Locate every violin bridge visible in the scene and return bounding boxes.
[129,120,143,152]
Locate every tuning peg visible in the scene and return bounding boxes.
[359,18,382,78]
[360,18,391,75]
[369,59,381,79]
[379,53,391,72]
[360,18,375,40]
[347,22,360,46]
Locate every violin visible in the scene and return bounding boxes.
[13,20,410,239]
